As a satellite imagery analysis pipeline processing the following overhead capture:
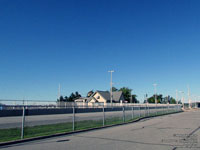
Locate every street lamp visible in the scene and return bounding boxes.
[153,83,157,104]
[108,70,114,104]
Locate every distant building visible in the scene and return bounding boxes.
[87,90,125,104]
[58,90,125,107]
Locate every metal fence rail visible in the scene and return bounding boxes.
[0,99,181,109]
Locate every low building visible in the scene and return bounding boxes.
[88,90,125,104]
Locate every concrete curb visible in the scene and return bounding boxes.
[0,111,183,147]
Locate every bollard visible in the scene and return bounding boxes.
[73,106,75,131]
[103,105,105,126]
[21,106,25,139]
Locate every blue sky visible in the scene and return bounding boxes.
[0,0,200,102]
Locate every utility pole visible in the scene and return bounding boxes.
[153,83,157,104]
[108,70,114,104]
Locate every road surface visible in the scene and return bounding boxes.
[1,110,199,150]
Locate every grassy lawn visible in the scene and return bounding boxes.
[0,110,180,143]
[0,117,127,143]
[0,122,73,143]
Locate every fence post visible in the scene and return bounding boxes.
[73,105,75,131]
[21,106,25,139]
[103,105,105,126]
[123,106,125,123]
[131,106,134,119]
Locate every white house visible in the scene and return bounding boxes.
[87,90,125,104]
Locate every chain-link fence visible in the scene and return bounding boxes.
[0,100,182,143]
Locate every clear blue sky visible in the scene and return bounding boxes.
[0,0,200,102]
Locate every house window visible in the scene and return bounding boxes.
[97,96,100,99]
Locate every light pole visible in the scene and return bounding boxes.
[188,86,191,109]
[108,70,114,105]
[179,91,184,109]
[153,83,157,104]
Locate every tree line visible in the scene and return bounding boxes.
[57,87,139,103]
[57,87,178,104]
[144,94,181,104]
[58,91,82,102]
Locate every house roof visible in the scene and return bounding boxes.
[96,90,124,102]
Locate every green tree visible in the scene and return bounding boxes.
[69,93,76,101]
[170,97,176,104]
[58,96,65,102]
[132,94,139,103]
[64,96,68,101]
[147,96,155,103]
[147,94,163,103]
[119,87,132,103]
[75,91,81,98]
[57,91,82,102]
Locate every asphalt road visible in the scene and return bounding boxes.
[1,110,199,150]
[0,108,163,129]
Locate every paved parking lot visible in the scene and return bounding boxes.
[1,110,199,150]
